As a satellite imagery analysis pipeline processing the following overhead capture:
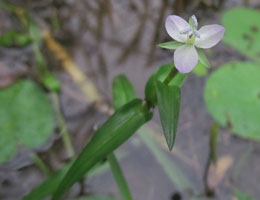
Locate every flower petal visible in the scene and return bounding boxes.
[195,25,225,49]
[165,15,190,43]
[174,45,198,74]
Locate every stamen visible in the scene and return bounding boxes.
[189,33,193,39]
[193,30,200,38]
[180,27,192,34]
[191,15,198,27]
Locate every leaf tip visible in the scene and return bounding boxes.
[166,140,175,151]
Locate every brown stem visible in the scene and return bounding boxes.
[203,123,219,197]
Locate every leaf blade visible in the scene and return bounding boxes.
[197,48,210,68]
[52,99,152,200]
[156,81,181,150]
[158,41,183,50]
[107,154,132,200]
[112,75,136,110]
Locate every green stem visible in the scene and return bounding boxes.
[107,153,133,200]
[163,64,178,85]
[203,122,219,197]
[31,153,51,176]
[51,93,75,158]
[145,64,179,110]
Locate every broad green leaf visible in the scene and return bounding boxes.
[107,154,132,200]
[0,30,31,47]
[222,8,260,63]
[156,81,181,150]
[197,48,210,68]
[52,99,152,200]
[0,80,54,163]
[112,74,136,110]
[145,64,187,106]
[157,41,183,49]
[204,62,260,140]
[234,189,255,200]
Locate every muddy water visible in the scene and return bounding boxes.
[0,0,260,200]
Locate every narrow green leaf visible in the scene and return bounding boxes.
[158,41,183,49]
[112,75,136,110]
[145,64,187,106]
[23,164,71,200]
[111,74,134,199]
[107,154,132,200]
[192,62,208,77]
[156,81,181,150]
[52,99,152,200]
[145,73,157,107]
[0,31,31,47]
[23,152,127,200]
[197,48,210,68]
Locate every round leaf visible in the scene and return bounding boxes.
[0,80,54,163]
[204,62,260,140]
[222,8,260,63]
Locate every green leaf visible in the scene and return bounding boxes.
[23,164,71,200]
[156,81,181,150]
[0,80,54,163]
[204,62,260,140]
[157,41,183,50]
[192,61,208,77]
[234,189,255,200]
[197,48,210,68]
[42,73,60,92]
[222,8,260,63]
[23,152,127,200]
[145,64,187,106]
[112,74,136,110]
[0,30,31,47]
[111,75,134,200]
[52,99,152,200]
[107,154,132,200]
[155,64,187,87]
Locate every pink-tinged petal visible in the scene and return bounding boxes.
[195,25,225,49]
[165,15,190,43]
[174,45,198,74]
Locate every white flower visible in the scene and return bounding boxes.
[165,15,225,73]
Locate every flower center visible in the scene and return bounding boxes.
[179,15,200,45]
